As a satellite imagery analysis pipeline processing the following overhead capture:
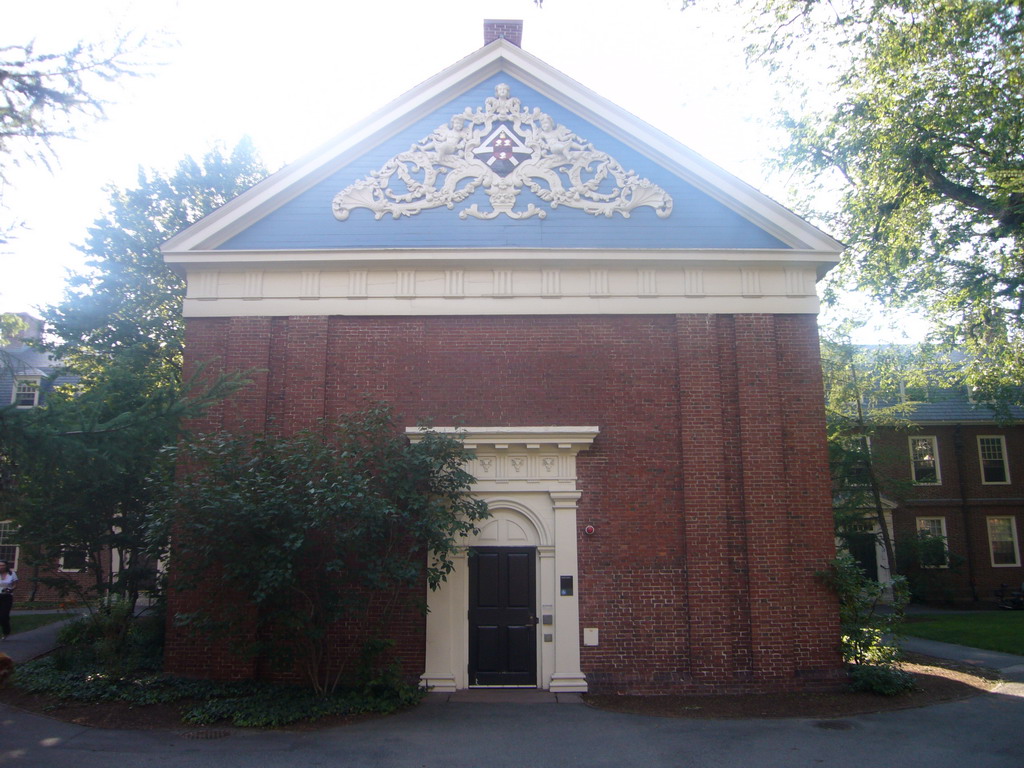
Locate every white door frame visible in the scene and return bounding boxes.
[410,427,598,693]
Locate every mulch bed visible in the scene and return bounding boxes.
[0,653,1002,729]
[584,653,1002,719]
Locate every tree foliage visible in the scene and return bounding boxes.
[42,139,267,378]
[0,37,144,177]
[0,354,246,606]
[0,35,150,241]
[0,313,26,346]
[820,552,914,695]
[159,405,490,695]
[1,141,266,605]
[686,0,1024,395]
[821,328,920,575]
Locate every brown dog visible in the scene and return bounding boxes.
[0,652,14,686]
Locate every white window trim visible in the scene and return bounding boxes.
[58,549,89,573]
[978,435,1011,485]
[987,516,1021,568]
[916,516,949,568]
[0,520,18,571]
[12,376,41,408]
[909,435,942,485]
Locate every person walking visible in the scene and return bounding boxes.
[0,559,17,640]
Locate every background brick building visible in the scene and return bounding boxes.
[869,398,1024,604]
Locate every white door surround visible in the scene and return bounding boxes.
[409,426,598,693]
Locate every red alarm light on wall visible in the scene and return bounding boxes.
[584,525,595,535]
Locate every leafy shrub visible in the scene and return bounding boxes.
[849,664,916,696]
[895,532,966,603]
[820,552,916,695]
[56,601,164,674]
[158,405,490,695]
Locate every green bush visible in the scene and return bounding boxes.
[56,602,164,674]
[849,664,916,696]
[895,532,965,603]
[820,552,916,695]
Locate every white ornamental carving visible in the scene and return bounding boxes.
[332,84,673,222]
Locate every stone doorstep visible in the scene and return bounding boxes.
[426,689,583,704]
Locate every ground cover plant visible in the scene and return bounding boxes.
[4,651,998,727]
[9,607,423,727]
[902,612,1024,656]
[12,655,422,727]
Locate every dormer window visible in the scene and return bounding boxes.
[12,376,41,408]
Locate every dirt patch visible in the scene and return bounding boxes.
[584,654,1001,719]
[0,654,1002,729]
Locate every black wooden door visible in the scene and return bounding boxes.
[848,533,879,582]
[468,547,537,686]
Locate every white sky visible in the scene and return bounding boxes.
[1,0,924,343]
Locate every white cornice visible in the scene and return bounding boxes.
[161,40,844,258]
[181,297,822,318]
[406,426,599,449]
[165,247,839,275]
[176,260,823,317]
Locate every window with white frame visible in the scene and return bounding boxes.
[12,376,41,408]
[916,516,949,567]
[0,521,17,568]
[978,436,1010,484]
[987,517,1021,567]
[59,549,88,572]
[909,436,941,484]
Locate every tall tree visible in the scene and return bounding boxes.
[1,141,267,604]
[1,356,241,606]
[685,0,1023,396]
[42,138,267,377]
[821,330,916,577]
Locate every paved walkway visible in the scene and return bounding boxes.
[902,635,1024,682]
[2,610,80,664]
[1,612,1024,767]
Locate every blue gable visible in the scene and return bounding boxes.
[217,74,789,252]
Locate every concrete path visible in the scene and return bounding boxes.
[1,612,1023,767]
[2,611,79,664]
[902,635,1024,682]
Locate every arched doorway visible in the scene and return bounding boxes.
[412,427,597,692]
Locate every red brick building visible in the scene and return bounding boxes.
[868,399,1024,604]
[161,23,845,694]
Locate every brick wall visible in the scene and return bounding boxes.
[165,313,843,692]
[11,552,112,604]
[483,19,523,47]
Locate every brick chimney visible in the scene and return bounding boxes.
[484,19,523,47]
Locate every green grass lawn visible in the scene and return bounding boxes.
[10,613,73,634]
[902,611,1024,655]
